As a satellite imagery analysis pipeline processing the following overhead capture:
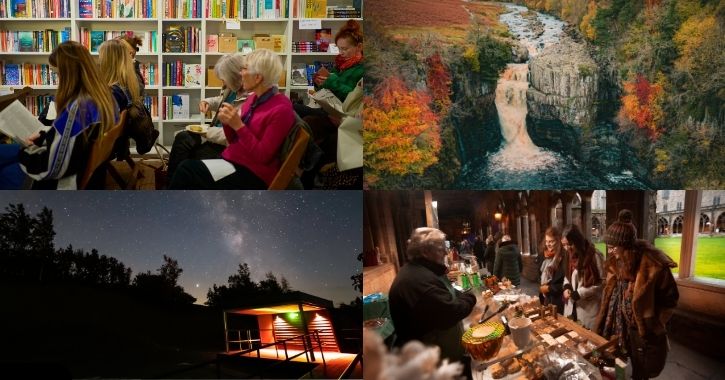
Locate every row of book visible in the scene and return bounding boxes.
[162,25,200,53]
[78,29,158,53]
[0,0,71,18]
[23,94,54,116]
[142,94,158,117]
[290,60,330,86]
[0,28,71,53]
[161,93,189,119]
[326,5,359,18]
[79,0,157,18]
[164,0,201,18]
[205,0,287,19]
[1,61,59,86]
[138,62,157,85]
[162,61,201,87]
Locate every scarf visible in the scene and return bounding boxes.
[544,248,556,259]
[242,87,278,126]
[335,52,363,72]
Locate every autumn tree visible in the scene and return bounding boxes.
[426,53,452,114]
[363,77,441,186]
[618,73,665,139]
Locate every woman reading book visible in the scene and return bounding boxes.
[293,19,363,185]
[18,41,117,189]
[167,53,248,181]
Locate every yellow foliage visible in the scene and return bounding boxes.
[655,148,669,173]
[580,1,597,41]
[463,45,480,72]
[673,15,716,71]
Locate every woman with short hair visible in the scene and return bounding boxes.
[167,53,248,180]
[169,49,295,189]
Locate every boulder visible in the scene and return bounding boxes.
[527,37,598,127]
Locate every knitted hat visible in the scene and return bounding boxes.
[605,209,637,247]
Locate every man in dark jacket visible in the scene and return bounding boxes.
[389,227,477,362]
[494,235,523,286]
[473,235,485,269]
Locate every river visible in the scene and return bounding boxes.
[457,3,648,189]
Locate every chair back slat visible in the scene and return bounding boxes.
[78,110,127,189]
[268,127,309,190]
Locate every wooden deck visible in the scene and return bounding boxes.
[219,348,360,379]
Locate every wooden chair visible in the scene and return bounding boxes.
[268,127,310,190]
[78,110,130,189]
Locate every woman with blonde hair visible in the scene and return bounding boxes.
[170,49,295,189]
[167,53,248,180]
[99,38,158,155]
[17,41,116,189]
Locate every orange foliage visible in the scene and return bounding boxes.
[426,53,452,114]
[363,77,442,184]
[618,74,664,139]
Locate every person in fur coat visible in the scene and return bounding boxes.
[594,210,679,380]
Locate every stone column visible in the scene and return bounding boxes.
[522,212,530,254]
[580,191,593,241]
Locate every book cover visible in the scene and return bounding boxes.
[207,34,218,53]
[120,0,134,17]
[18,31,34,52]
[171,94,189,119]
[12,0,27,17]
[79,0,93,18]
[237,39,254,54]
[291,63,308,86]
[90,31,105,52]
[183,64,202,87]
[4,64,21,85]
[309,0,326,18]
[306,64,316,86]
[314,28,331,52]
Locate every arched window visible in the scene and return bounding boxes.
[658,217,669,235]
[672,216,683,234]
[700,214,711,233]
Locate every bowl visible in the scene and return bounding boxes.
[462,320,505,361]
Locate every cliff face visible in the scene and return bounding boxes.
[527,37,598,127]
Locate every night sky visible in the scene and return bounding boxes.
[0,191,362,305]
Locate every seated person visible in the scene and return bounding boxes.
[169,49,295,189]
[167,53,247,180]
[13,41,117,189]
[118,34,146,95]
[0,142,24,189]
[99,39,158,158]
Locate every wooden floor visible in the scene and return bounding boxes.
[221,348,360,379]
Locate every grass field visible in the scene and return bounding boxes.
[594,236,725,280]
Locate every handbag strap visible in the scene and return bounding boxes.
[153,143,170,170]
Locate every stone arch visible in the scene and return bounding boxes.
[700,214,711,233]
[658,217,669,235]
[672,215,683,234]
[717,212,725,233]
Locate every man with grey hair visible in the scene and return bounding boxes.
[389,227,477,364]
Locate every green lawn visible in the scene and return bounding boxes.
[594,236,725,280]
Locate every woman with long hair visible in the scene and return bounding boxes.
[561,224,605,329]
[17,41,116,189]
[594,210,678,379]
[539,226,567,314]
[118,34,145,94]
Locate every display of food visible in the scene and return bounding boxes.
[462,320,506,361]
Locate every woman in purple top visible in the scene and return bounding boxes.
[169,49,295,189]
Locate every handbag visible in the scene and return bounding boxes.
[337,116,362,171]
[152,143,170,189]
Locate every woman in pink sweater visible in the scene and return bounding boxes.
[169,49,295,189]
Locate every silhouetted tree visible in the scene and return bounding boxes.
[158,255,183,285]
[206,263,294,308]
[132,256,195,306]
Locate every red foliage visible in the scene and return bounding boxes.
[425,53,452,114]
[363,77,442,183]
[619,74,664,139]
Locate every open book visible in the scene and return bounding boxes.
[310,89,345,118]
[0,100,46,146]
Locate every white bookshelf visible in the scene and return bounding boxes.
[0,0,363,148]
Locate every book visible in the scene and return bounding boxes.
[119,0,134,17]
[79,0,93,18]
[207,34,218,53]
[291,63,308,86]
[90,31,105,52]
[0,100,45,146]
[4,64,21,86]
[12,0,27,17]
[18,31,34,52]
[183,64,202,87]
[314,28,331,52]
[171,94,189,119]
[237,39,254,54]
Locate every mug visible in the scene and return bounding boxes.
[508,316,532,349]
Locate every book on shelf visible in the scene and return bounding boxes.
[237,39,254,54]
[170,94,189,119]
[0,100,45,147]
[207,34,218,53]
[291,63,308,86]
[78,0,93,18]
[3,64,22,86]
[119,0,134,18]
[314,28,331,53]
[18,31,34,52]
[12,0,27,17]
[183,64,202,87]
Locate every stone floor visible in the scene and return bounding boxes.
[517,276,725,379]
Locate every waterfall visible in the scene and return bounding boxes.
[495,64,535,150]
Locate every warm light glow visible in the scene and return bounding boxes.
[432,201,438,208]
[313,313,328,321]
[494,212,502,221]
[288,312,299,319]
